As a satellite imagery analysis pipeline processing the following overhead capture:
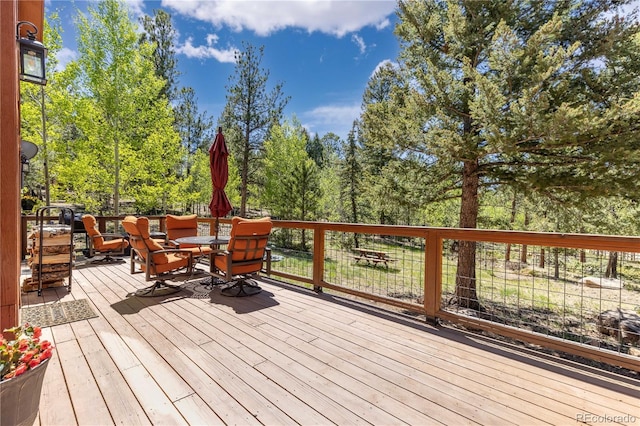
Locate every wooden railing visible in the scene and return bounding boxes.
[21,214,640,371]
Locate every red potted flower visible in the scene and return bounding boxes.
[0,324,54,426]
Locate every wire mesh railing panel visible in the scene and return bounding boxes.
[267,227,314,283]
[323,231,425,305]
[441,240,640,355]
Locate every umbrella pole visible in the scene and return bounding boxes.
[214,217,219,239]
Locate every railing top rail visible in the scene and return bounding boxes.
[22,215,640,252]
[266,220,640,252]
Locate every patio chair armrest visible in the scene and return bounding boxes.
[158,249,194,266]
[99,233,127,240]
[87,232,127,255]
[143,248,194,280]
[215,248,272,276]
[155,248,194,257]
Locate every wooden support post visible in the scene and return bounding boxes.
[424,229,442,324]
[313,225,324,293]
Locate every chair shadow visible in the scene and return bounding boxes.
[110,276,278,315]
[110,288,185,315]
[109,273,209,314]
[74,257,126,270]
[208,283,280,314]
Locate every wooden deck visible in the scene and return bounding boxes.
[20,258,639,426]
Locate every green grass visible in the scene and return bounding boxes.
[269,238,640,352]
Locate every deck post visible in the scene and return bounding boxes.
[424,229,442,324]
[312,225,324,292]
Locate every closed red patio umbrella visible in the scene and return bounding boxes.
[209,127,232,237]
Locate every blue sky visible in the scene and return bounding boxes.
[47,0,399,140]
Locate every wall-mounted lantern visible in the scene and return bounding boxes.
[16,21,47,85]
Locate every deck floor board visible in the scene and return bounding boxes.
[19,258,639,426]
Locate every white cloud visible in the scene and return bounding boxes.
[54,47,77,71]
[613,0,640,21]
[375,18,390,30]
[177,36,238,62]
[302,103,362,138]
[126,0,146,17]
[370,58,398,78]
[351,34,366,55]
[161,0,396,37]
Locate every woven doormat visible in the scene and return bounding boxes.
[21,299,98,328]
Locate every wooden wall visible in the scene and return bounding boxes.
[0,0,44,334]
[0,0,21,335]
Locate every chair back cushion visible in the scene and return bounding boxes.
[122,216,169,265]
[227,216,272,264]
[166,214,198,246]
[82,214,104,249]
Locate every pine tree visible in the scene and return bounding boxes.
[306,133,324,168]
[372,0,640,308]
[341,122,363,246]
[139,9,179,102]
[221,42,289,216]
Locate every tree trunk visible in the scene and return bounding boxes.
[240,138,249,217]
[301,229,306,251]
[520,244,528,264]
[505,190,517,262]
[520,212,529,264]
[300,199,307,251]
[454,159,480,310]
[605,252,618,278]
[539,248,545,269]
[351,183,359,248]
[114,133,120,217]
[40,87,51,206]
[554,247,560,279]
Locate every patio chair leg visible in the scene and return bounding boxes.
[202,275,226,290]
[135,281,182,297]
[89,255,124,264]
[220,278,262,297]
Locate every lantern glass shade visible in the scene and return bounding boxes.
[19,38,47,85]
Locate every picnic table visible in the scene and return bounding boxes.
[352,248,396,268]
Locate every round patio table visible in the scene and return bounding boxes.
[174,236,229,247]
[175,236,229,287]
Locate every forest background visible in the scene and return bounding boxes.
[20,0,640,242]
